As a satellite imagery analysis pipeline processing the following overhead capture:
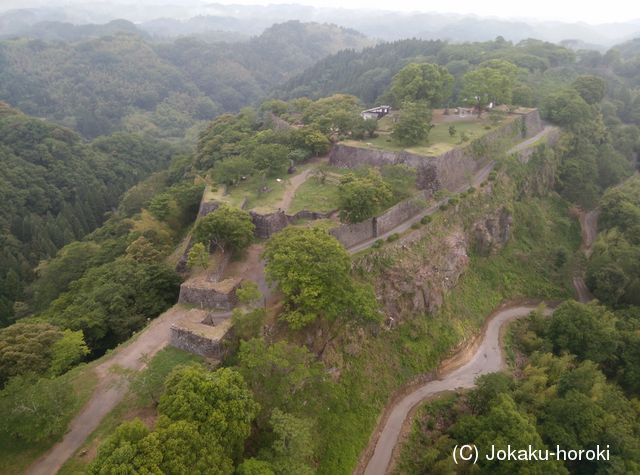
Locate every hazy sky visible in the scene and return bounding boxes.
[215,0,640,24]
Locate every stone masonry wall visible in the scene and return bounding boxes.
[250,209,335,239]
[375,193,429,236]
[178,277,241,310]
[329,110,544,195]
[169,327,227,358]
[329,218,376,248]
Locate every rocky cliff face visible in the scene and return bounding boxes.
[360,206,512,320]
[473,207,512,256]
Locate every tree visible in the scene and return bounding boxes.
[45,258,181,354]
[49,329,90,376]
[232,308,266,341]
[125,236,162,263]
[237,459,275,475]
[30,241,101,310]
[155,420,234,475]
[158,366,259,456]
[193,205,254,254]
[250,144,290,176]
[453,394,566,475]
[547,301,618,364]
[291,127,331,156]
[390,63,454,107]
[237,338,326,422]
[263,227,379,329]
[187,242,209,270]
[89,419,162,474]
[542,88,592,129]
[0,375,77,443]
[269,409,315,475]
[391,101,433,146]
[461,60,519,114]
[572,75,606,105]
[0,322,63,386]
[338,169,392,223]
[213,156,255,187]
[236,280,261,305]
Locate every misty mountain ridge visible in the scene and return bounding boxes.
[1,2,640,46]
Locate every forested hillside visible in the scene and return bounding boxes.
[276,36,640,115]
[2,10,640,473]
[0,21,370,139]
[0,102,176,326]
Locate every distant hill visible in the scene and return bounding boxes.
[0,19,144,42]
[0,21,371,138]
[3,4,640,46]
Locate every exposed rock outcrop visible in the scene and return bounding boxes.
[373,230,470,318]
[363,207,513,320]
[473,207,512,256]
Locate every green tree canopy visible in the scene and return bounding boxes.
[547,301,618,364]
[187,242,209,270]
[390,62,454,106]
[572,75,606,105]
[0,374,77,443]
[391,101,433,146]
[158,366,259,456]
[338,169,392,223]
[193,205,255,254]
[263,227,379,329]
[461,59,520,112]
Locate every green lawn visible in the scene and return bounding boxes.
[206,162,325,213]
[205,175,289,212]
[288,176,341,214]
[345,117,511,157]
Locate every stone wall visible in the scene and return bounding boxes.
[329,109,544,195]
[250,210,290,239]
[178,276,242,310]
[329,218,376,248]
[375,193,428,236]
[328,193,429,248]
[170,326,227,358]
[250,209,335,239]
[198,200,220,217]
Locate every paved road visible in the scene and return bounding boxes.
[25,306,189,475]
[348,126,555,254]
[363,304,553,475]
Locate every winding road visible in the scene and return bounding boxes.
[358,197,598,475]
[362,305,553,475]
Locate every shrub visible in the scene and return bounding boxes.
[420,215,432,225]
[411,222,421,230]
[372,239,384,248]
[387,233,400,242]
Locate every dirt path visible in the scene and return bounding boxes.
[25,305,189,475]
[277,156,328,212]
[360,304,553,475]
